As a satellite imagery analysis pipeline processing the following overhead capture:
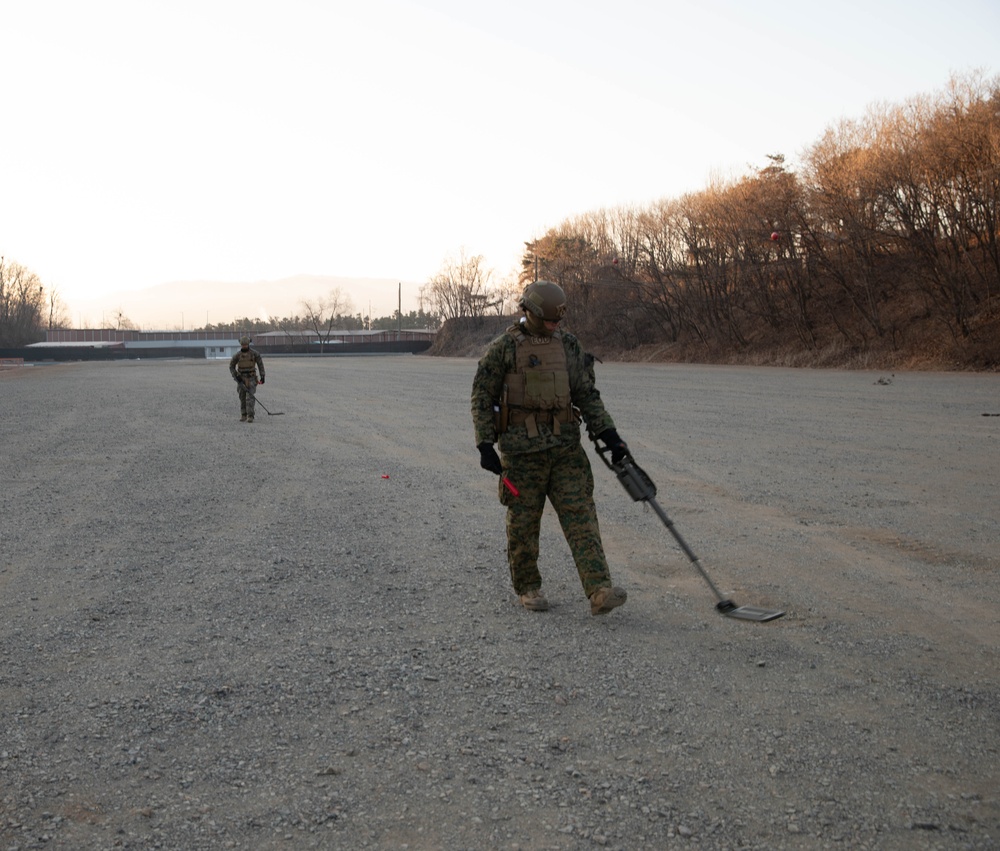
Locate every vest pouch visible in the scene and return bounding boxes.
[524,370,556,409]
[553,371,570,407]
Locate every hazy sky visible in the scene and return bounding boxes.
[2,0,997,317]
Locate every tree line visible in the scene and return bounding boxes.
[425,73,999,367]
[202,308,439,336]
[0,271,439,346]
[200,286,439,338]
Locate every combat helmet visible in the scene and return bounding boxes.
[518,280,567,322]
[239,335,251,346]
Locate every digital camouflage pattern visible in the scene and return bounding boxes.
[471,321,619,597]
[471,323,615,452]
[499,441,612,595]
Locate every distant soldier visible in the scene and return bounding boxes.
[471,280,629,615]
[229,336,265,423]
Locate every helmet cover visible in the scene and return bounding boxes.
[519,280,567,321]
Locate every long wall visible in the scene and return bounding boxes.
[44,329,436,346]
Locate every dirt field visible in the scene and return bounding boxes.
[1,356,998,850]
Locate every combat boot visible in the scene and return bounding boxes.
[240,414,247,422]
[519,588,549,611]
[590,585,627,616]
[247,416,254,423]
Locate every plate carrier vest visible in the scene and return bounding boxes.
[503,327,575,438]
[235,349,258,375]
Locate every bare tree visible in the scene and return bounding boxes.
[491,272,522,317]
[44,287,70,330]
[301,287,355,351]
[0,257,46,346]
[800,115,897,342]
[111,309,138,330]
[881,73,1000,339]
[632,199,691,342]
[421,249,498,321]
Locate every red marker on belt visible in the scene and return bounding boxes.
[502,477,520,497]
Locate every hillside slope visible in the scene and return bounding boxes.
[428,302,1000,371]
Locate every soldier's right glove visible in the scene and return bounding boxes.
[478,442,503,476]
[233,375,242,384]
[598,428,629,464]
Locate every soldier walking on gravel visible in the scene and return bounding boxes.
[471,280,630,615]
[229,335,265,423]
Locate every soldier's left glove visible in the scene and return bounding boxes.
[478,442,503,476]
[598,428,629,464]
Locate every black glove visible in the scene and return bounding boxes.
[233,375,242,384]
[258,377,265,385]
[598,428,629,464]
[478,442,503,475]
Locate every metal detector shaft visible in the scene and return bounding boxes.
[239,380,284,416]
[251,395,283,416]
[644,495,728,605]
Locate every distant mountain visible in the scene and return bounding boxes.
[66,274,423,330]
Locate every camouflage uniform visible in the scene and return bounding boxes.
[229,341,265,421]
[471,320,618,599]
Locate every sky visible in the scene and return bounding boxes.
[2,0,997,323]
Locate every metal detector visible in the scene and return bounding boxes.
[239,380,284,416]
[594,439,785,622]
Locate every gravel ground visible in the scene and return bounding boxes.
[1,356,998,851]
